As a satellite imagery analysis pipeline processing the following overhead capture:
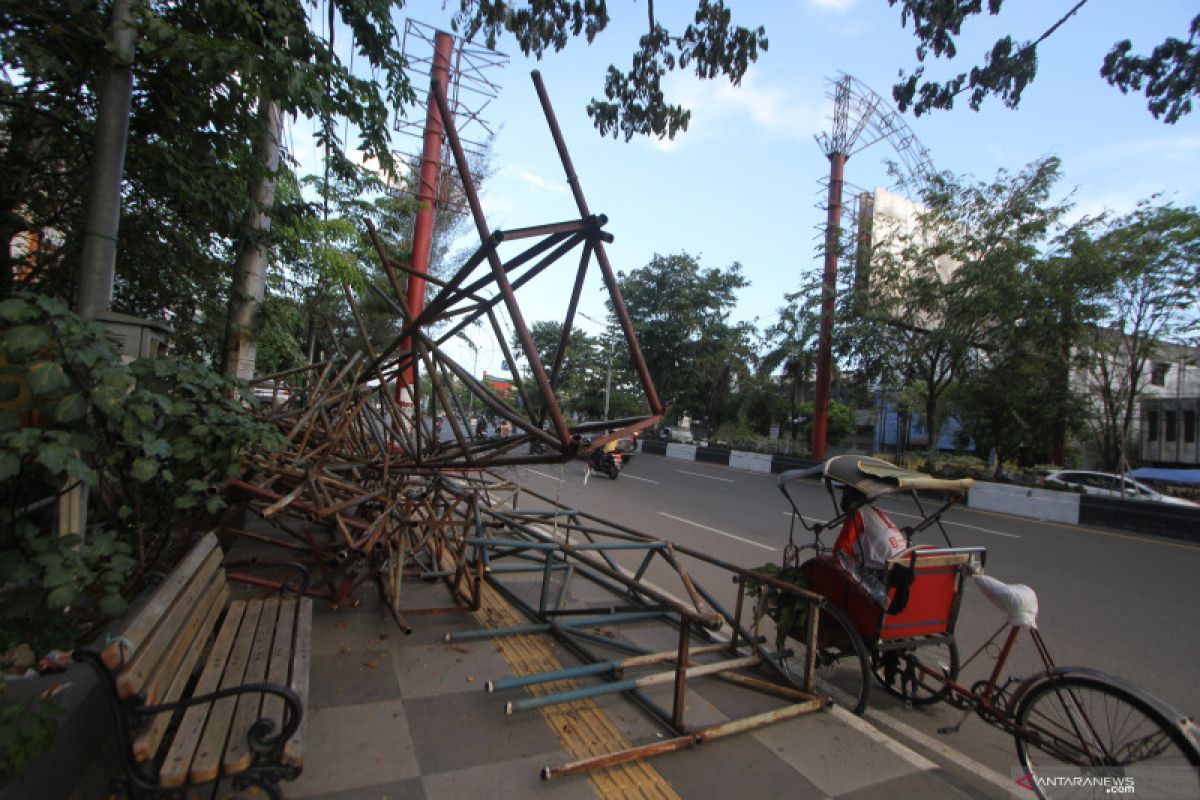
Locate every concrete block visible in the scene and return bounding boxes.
[968,482,1079,524]
[664,443,697,461]
[730,450,773,473]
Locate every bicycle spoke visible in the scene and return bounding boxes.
[1016,674,1200,799]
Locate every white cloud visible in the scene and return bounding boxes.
[808,0,860,11]
[501,166,569,194]
[653,67,827,151]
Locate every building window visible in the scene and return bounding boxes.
[1147,410,1159,441]
[1165,410,1177,442]
[1186,411,1196,444]
[1150,362,1169,386]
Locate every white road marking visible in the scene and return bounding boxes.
[677,469,735,483]
[885,510,1020,539]
[659,513,774,551]
[782,512,828,525]
[828,706,939,772]
[524,469,565,483]
[862,708,1015,795]
[621,473,659,484]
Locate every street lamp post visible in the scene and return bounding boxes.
[579,312,612,419]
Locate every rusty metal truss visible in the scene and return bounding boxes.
[221,73,836,778]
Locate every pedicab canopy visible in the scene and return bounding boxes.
[780,455,975,501]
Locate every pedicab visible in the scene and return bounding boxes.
[759,455,983,714]
[762,456,1200,800]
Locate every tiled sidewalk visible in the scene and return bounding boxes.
[70,561,990,799]
[277,573,984,800]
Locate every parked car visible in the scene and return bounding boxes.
[252,383,291,405]
[1045,470,1196,506]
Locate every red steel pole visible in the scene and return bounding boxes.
[811,151,846,461]
[400,30,454,402]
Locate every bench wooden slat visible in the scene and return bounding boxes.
[223,597,280,775]
[137,573,226,707]
[158,600,247,788]
[188,599,264,785]
[116,548,225,699]
[261,598,297,737]
[132,582,228,763]
[102,533,221,670]
[282,598,312,768]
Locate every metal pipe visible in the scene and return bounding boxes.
[430,78,572,446]
[486,641,733,693]
[540,698,823,780]
[530,70,663,415]
[506,653,761,714]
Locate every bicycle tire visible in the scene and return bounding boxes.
[872,639,959,706]
[780,603,871,716]
[1014,673,1200,800]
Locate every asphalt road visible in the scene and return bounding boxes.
[499,452,1200,792]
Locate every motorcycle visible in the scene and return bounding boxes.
[588,447,622,480]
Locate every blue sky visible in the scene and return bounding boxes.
[294,1,1200,372]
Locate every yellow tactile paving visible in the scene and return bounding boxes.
[475,582,680,800]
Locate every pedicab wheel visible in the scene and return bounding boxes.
[780,603,871,716]
[871,640,959,706]
[1014,674,1200,800]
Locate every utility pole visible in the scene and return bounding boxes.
[76,0,138,320]
[579,311,612,419]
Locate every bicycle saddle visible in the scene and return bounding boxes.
[971,574,1039,628]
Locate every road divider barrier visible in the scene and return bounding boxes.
[636,442,1200,542]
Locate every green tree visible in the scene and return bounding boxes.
[889,1,1200,123]
[455,0,768,140]
[1079,202,1200,470]
[511,320,605,420]
[4,1,765,365]
[858,159,1069,454]
[949,218,1109,466]
[762,285,820,440]
[615,252,754,431]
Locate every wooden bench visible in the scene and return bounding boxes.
[75,532,312,799]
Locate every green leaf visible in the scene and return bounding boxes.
[26,361,69,395]
[46,585,76,609]
[91,384,125,415]
[174,494,198,509]
[37,442,74,475]
[54,393,87,423]
[204,495,226,514]
[0,410,20,432]
[0,450,19,480]
[0,297,38,323]
[3,325,50,362]
[131,457,159,482]
[43,564,72,588]
[116,504,133,520]
[141,437,171,459]
[98,595,128,617]
[133,403,155,425]
[64,458,98,486]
